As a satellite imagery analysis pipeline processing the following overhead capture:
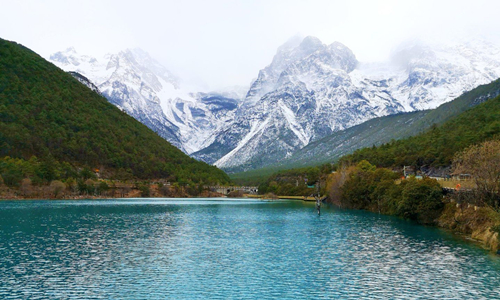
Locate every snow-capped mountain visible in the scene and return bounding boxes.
[192,37,500,172]
[49,37,500,173]
[50,47,184,150]
[159,90,241,153]
[49,48,242,153]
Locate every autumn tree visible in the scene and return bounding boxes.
[20,178,32,197]
[341,160,377,209]
[65,177,77,194]
[84,179,95,195]
[326,164,355,207]
[453,140,500,209]
[50,180,66,198]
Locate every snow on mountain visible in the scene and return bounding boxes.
[67,71,101,95]
[159,90,240,154]
[50,47,184,150]
[193,37,500,173]
[49,48,242,154]
[49,38,500,173]
[386,40,500,110]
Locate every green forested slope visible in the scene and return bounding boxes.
[341,94,500,169]
[0,38,229,184]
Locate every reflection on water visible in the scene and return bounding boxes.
[0,199,499,299]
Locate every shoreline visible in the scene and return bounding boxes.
[354,201,500,255]
[0,193,310,201]
[0,195,275,201]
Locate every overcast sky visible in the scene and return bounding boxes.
[1,0,500,90]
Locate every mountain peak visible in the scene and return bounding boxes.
[277,35,304,52]
[299,36,323,50]
[50,47,81,66]
[196,38,500,172]
[65,46,77,54]
[328,41,349,51]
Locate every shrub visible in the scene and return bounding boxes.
[338,160,444,224]
[96,181,109,196]
[20,178,33,197]
[398,177,444,224]
[50,180,66,198]
[138,184,150,197]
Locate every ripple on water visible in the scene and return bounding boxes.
[0,200,499,299]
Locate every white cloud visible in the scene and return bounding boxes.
[1,0,499,89]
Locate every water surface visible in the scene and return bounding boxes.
[0,199,499,299]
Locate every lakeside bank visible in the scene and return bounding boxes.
[241,191,500,254]
[336,195,500,254]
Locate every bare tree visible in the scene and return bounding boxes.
[327,164,355,207]
[20,178,32,197]
[65,178,77,195]
[453,140,500,209]
[159,184,173,197]
[121,186,131,198]
[50,180,66,198]
[85,179,95,195]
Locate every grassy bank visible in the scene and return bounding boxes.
[438,202,500,252]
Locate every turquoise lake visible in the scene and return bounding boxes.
[0,199,499,299]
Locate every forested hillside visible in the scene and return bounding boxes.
[341,94,500,169]
[0,38,230,186]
